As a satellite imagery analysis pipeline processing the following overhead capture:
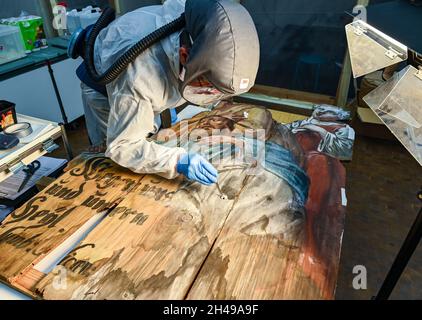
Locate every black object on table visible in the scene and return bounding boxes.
[0,134,19,150]
[0,161,67,209]
[17,160,41,193]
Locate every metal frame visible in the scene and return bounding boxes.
[335,0,370,107]
[60,123,74,160]
[46,60,69,125]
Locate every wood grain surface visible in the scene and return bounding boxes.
[0,103,348,300]
[36,168,250,300]
[186,171,315,299]
[0,156,143,294]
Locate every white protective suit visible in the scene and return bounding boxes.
[83,0,187,179]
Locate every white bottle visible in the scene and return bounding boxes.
[79,8,101,29]
[66,9,82,34]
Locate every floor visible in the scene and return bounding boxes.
[336,135,421,300]
[51,116,422,300]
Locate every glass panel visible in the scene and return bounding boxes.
[64,0,110,10]
[366,0,422,54]
[363,65,422,166]
[345,20,407,78]
[0,0,40,19]
[241,0,357,96]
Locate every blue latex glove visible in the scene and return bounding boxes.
[177,153,218,186]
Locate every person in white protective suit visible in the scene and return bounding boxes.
[76,0,260,185]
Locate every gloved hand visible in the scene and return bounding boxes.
[177,153,218,186]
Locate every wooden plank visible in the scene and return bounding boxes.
[187,165,345,300]
[0,155,143,295]
[35,168,250,300]
[35,102,346,300]
[186,171,312,300]
[251,84,336,105]
[357,107,383,125]
[234,93,315,117]
[184,104,348,299]
[270,110,308,124]
[1,102,347,300]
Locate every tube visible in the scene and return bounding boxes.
[84,7,186,86]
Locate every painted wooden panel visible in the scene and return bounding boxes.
[0,102,349,300]
[0,156,143,294]
[36,169,250,299]
[187,163,345,300]
[186,170,311,299]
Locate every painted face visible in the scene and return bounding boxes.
[198,115,235,131]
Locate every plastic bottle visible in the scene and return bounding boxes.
[79,8,101,29]
[66,9,82,34]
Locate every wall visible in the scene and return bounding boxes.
[0,1,40,19]
[119,0,162,14]
[0,59,85,123]
[241,0,356,96]
[241,0,397,96]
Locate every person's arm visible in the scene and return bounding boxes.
[298,124,329,139]
[105,91,186,179]
[316,125,354,160]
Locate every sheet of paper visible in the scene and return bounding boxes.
[0,156,67,200]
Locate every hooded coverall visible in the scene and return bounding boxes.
[82,0,187,179]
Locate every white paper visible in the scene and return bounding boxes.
[34,211,109,274]
[348,128,356,140]
[0,156,67,200]
[0,283,31,300]
[341,188,348,206]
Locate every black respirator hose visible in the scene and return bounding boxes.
[84,7,186,86]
